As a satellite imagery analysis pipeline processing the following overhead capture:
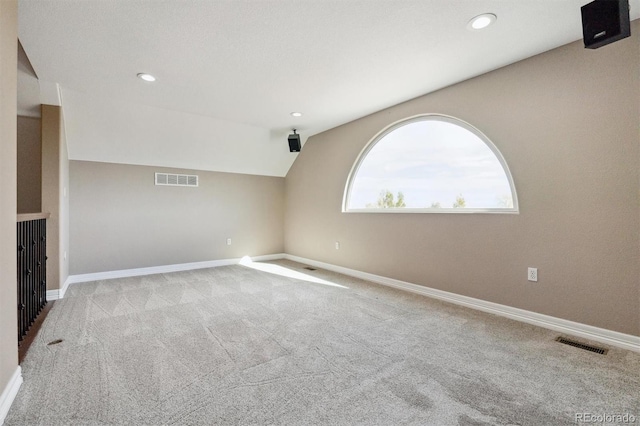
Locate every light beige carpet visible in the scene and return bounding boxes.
[6,260,639,425]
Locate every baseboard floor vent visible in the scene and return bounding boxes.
[555,337,608,355]
[155,173,198,187]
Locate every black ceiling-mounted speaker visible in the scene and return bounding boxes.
[581,0,630,49]
[288,130,301,152]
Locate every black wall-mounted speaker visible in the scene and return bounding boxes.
[288,133,301,152]
[581,0,630,49]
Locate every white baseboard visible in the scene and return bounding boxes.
[64,254,286,290]
[0,367,22,426]
[46,289,58,300]
[283,254,640,353]
[46,275,72,301]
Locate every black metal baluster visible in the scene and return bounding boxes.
[17,222,23,341]
[17,218,48,342]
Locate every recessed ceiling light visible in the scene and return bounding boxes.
[290,112,303,117]
[137,73,156,82]
[467,13,497,30]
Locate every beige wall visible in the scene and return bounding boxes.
[60,111,69,289]
[17,116,41,213]
[42,105,62,290]
[0,0,18,405]
[70,161,285,274]
[285,24,640,336]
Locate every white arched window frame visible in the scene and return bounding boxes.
[342,114,519,213]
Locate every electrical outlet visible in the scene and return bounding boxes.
[335,241,340,250]
[226,238,232,246]
[528,267,538,282]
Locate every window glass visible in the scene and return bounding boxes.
[344,115,517,212]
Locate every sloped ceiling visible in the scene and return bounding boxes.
[17,0,640,177]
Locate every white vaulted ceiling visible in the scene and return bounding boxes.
[17,0,640,177]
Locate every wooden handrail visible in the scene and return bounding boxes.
[17,212,51,222]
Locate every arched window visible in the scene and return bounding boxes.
[343,114,518,213]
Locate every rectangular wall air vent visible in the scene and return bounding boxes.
[555,336,608,355]
[155,173,199,187]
